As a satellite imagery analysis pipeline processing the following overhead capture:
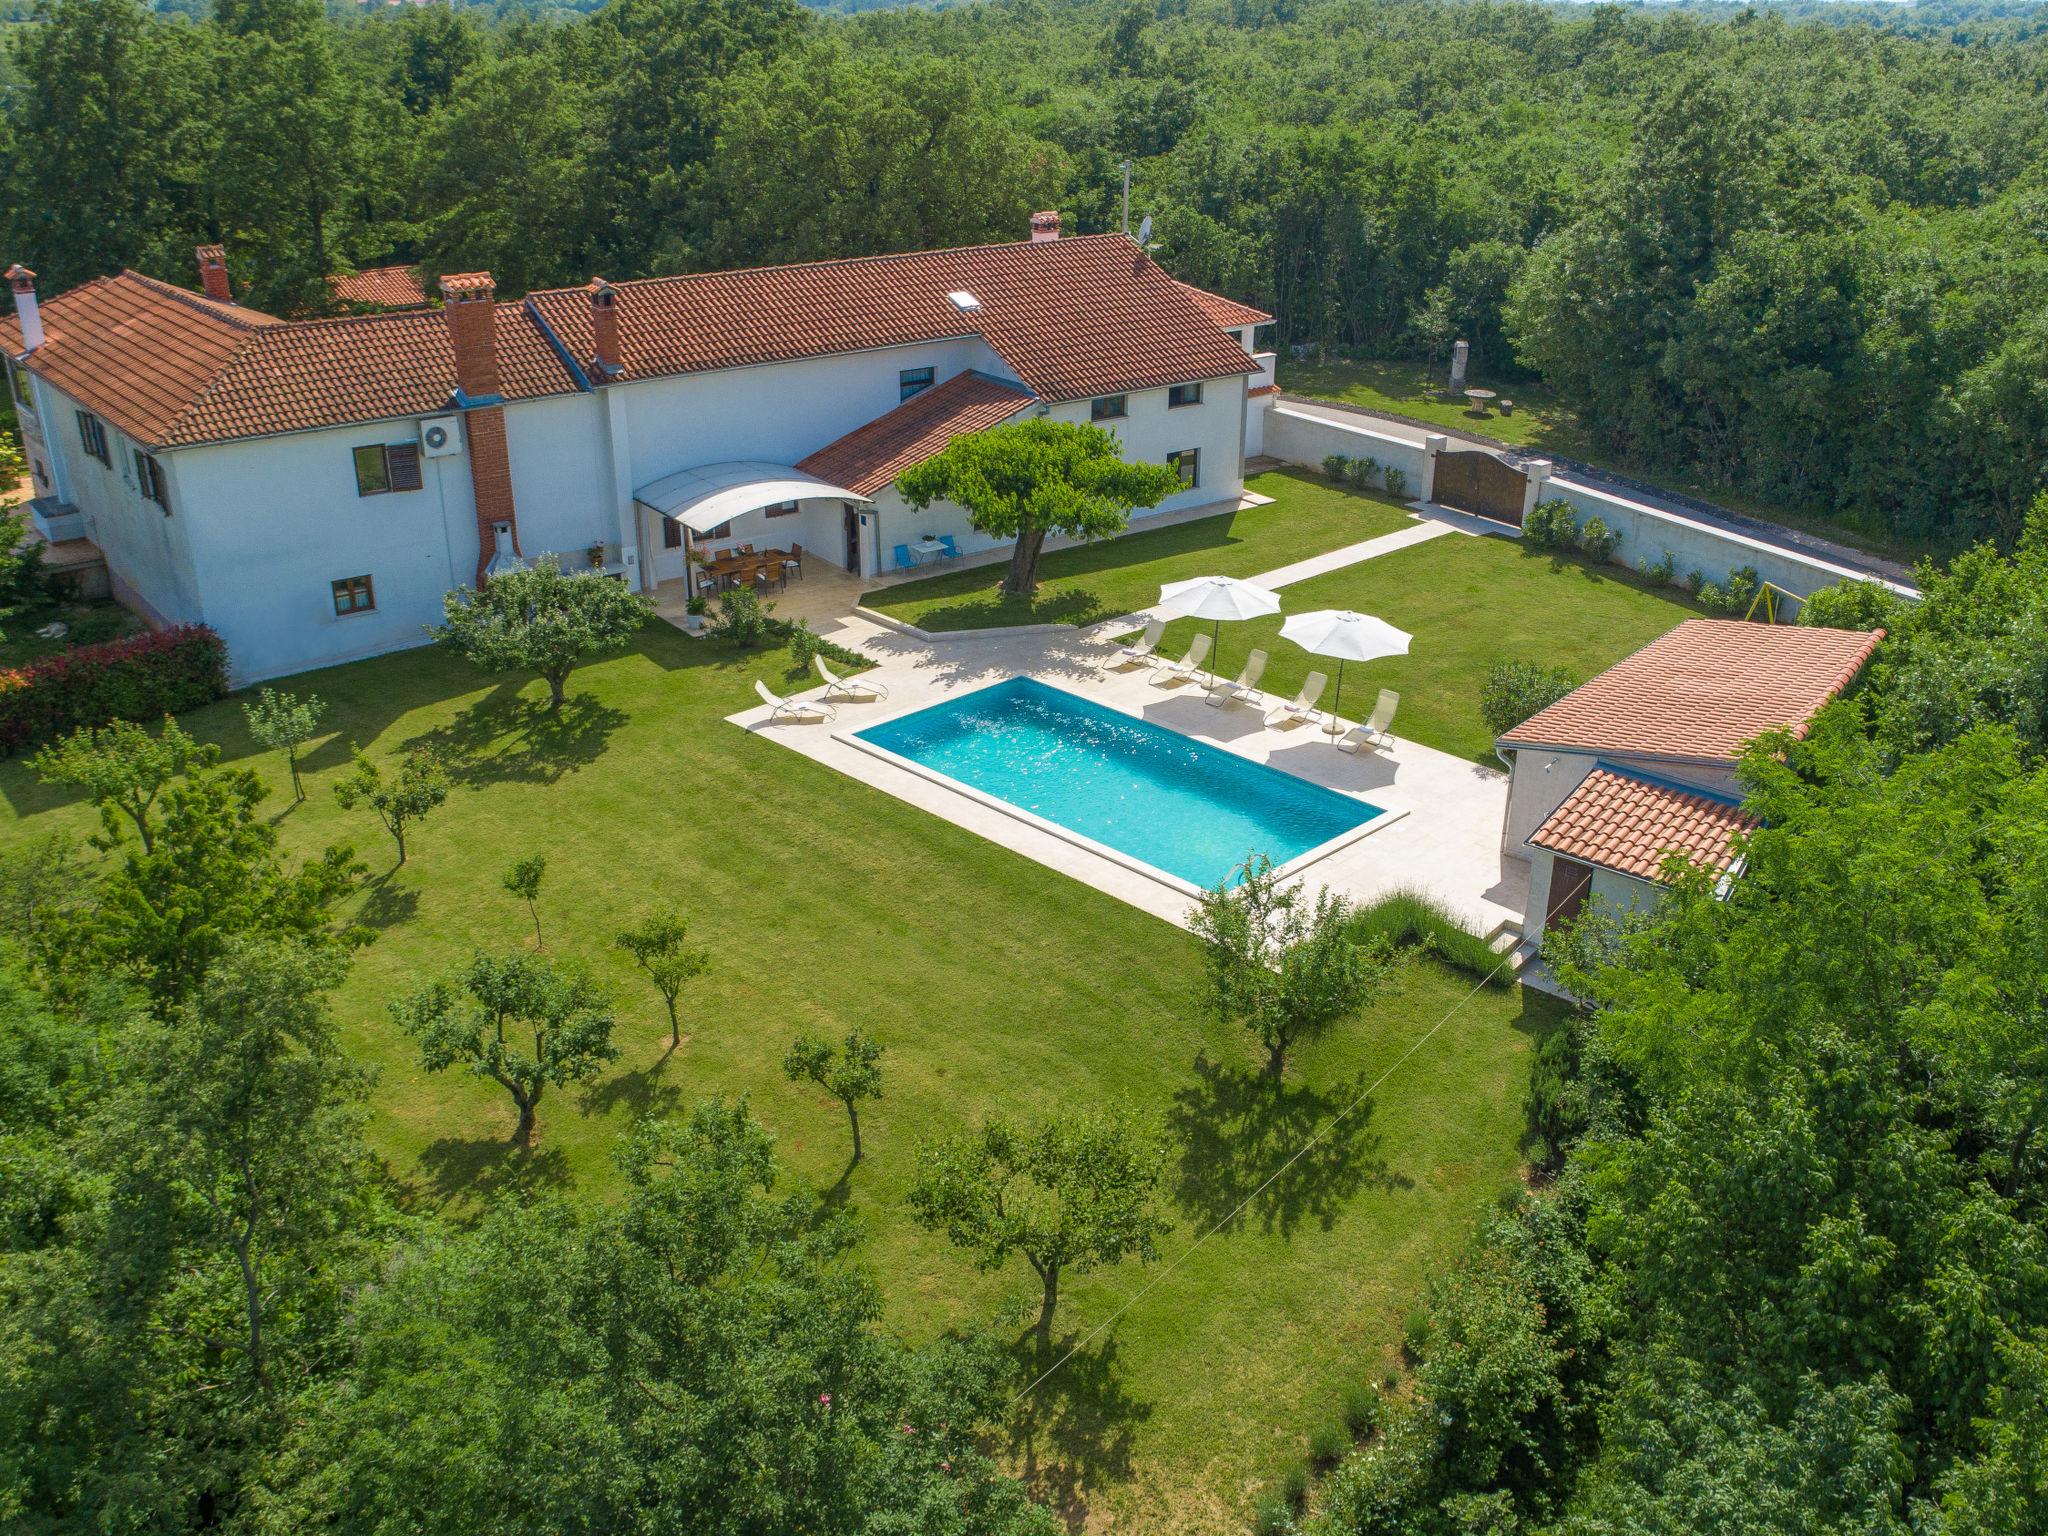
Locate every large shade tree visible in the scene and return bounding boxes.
[433,554,651,711]
[896,419,1182,601]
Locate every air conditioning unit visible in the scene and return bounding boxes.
[419,415,463,458]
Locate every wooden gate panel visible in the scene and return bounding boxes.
[1434,449,1527,527]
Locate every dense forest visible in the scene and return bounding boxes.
[1,0,2045,544]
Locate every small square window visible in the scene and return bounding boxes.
[1090,395,1128,421]
[331,574,376,616]
[899,366,935,402]
[134,450,170,512]
[662,519,683,549]
[1168,381,1203,408]
[1167,448,1199,489]
[353,442,422,496]
[77,411,109,465]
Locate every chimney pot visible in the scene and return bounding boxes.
[7,263,42,352]
[1029,210,1061,243]
[195,244,232,304]
[587,277,621,379]
[438,272,502,402]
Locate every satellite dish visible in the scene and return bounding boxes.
[1136,214,1153,246]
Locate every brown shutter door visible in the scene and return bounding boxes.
[387,442,423,491]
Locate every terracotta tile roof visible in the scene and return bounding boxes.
[1175,280,1272,328]
[1529,767,1757,881]
[326,264,427,310]
[1499,619,1884,763]
[1248,382,1282,397]
[2,270,577,448]
[795,371,1033,496]
[527,234,1258,404]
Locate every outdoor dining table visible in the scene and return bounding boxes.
[697,548,793,592]
[909,538,948,566]
[1462,388,1498,414]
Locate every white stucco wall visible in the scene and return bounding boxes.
[24,374,204,628]
[1523,846,1663,942]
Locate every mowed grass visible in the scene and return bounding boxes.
[1153,530,1701,764]
[861,467,1412,633]
[0,624,1563,1531]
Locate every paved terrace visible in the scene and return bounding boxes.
[721,504,1527,938]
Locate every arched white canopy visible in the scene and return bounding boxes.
[633,460,871,534]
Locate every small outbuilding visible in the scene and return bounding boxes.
[1498,618,1884,942]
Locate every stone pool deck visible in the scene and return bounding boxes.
[728,619,1528,939]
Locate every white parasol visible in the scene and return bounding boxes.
[1277,609,1412,734]
[1158,575,1282,676]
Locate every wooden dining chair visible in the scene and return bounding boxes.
[786,544,805,581]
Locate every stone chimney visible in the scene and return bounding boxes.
[1029,210,1061,243]
[6,265,41,351]
[438,271,521,584]
[587,277,620,379]
[195,244,232,304]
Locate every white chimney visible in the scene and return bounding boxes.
[483,521,525,581]
[1029,210,1061,243]
[8,264,43,352]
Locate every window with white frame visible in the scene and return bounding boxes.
[1167,448,1199,489]
[352,441,423,496]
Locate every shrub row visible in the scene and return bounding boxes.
[1347,889,1507,984]
[0,624,228,755]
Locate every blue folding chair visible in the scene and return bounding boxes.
[938,535,959,559]
[893,543,914,571]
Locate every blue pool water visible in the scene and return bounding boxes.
[856,678,1384,888]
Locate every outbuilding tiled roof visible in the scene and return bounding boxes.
[1,271,578,448]
[1529,767,1757,881]
[327,264,428,310]
[1175,280,1272,328]
[526,235,1258,404]
[1499,619,1884,764]
[795,371,1034,496]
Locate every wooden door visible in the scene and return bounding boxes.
[843,504,862,574]
[1434,449,1528,527]
[1544,856,1598,933]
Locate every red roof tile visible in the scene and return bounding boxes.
[795,371,1033,497]
[527,234,1258,404]
[1499,619,1884,763]
[1,271,577,447]
[327,264,428,310]
[1175,280,1272,328]
[1529,768,1757,881]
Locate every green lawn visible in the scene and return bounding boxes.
[1284,358,1946,566]
[861,467,1413,633]
[0,622,1563,1532]
[1154,530,1701,764]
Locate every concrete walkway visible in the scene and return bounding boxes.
[1279,395,1914,586]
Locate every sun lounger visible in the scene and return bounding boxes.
[1205,648,1268,707]
[815,656,887,701]
[755,678,837,723]
[1335,689,1399,753]
[1153,631,1213,685]
[1266,670,1328,726]
[1109,618,1165,669]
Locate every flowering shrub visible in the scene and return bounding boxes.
[0,624,228,754]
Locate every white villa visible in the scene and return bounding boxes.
[3,215,1276,683]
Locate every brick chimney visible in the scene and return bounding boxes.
[439,272,521,584]
[587,277,620,379]
[1029,210,1061,243]
[6,264,41,351]
[195,244,232,304]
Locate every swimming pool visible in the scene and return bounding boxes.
[853,678,1387,890]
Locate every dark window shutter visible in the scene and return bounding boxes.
[386,442,422,491]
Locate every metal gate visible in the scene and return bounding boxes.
[1433,449,1528,527]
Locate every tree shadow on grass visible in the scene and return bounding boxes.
[882,583,1113,634]
[1005,1332,1151,1534]
[403,686,627,788]
[576,1052,687,1122]
[354,873,420,931]
[415,1134,570,1218]
[1168,1051,1408,1238]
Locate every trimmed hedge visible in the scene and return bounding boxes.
[0,624,228,754]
